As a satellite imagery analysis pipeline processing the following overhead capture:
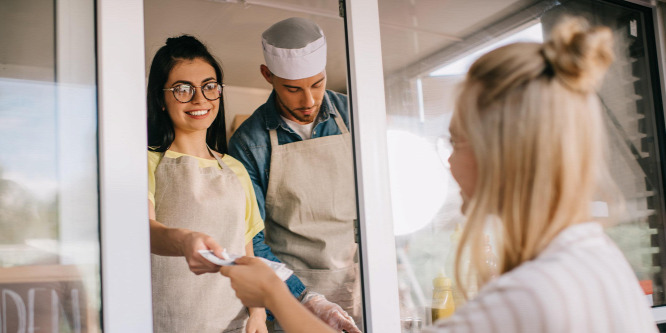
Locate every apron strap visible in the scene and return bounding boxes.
[269,129,280,148]
[206,145,231,170]
[330,104,349,135]
[156,151,165,165]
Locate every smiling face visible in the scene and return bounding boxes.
[261,65,326,124]
[164,58,219,135]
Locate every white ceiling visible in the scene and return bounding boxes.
[143,0,535,92]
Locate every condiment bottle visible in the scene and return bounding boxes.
[431,271,455,322]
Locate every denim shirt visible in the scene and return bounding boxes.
[228,89,350,301]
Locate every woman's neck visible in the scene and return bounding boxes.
[169,130,215,159]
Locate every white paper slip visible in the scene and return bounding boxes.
[220,248,232,260]
[197,250,294,281]
[198,249,240,266]
[273,265,294,281]
[257,259,293,281]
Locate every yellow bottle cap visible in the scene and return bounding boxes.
[433,272,452,288]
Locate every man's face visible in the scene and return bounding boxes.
[262,66,327,124]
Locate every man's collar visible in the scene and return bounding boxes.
[263,91,282,131]
[263,90,335,131]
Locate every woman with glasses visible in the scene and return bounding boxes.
[219,18,657,333]
[146,35,267,333]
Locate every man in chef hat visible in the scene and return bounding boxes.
[228,17,362,333]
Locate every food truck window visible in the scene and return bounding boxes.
[143,0,366,330]
[0,0,102,331]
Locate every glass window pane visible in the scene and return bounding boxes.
[378,0,665,327]
[143,1,364,331]
[0,1,100,331]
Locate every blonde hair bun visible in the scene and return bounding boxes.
[542,17,614,93]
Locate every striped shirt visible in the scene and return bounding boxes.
[424,222,657,333]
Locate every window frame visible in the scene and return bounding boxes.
[344,0,402,331]
[97,0,153,331]
[91,0,666,330]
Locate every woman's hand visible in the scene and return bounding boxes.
[221,257,337,333]
[180,230,225,275]
[149,202,225,275]
[246,307,268,333]
[219,256,285,308]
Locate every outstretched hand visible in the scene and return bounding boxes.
[221,258,341,333]
[220,256,285,308]
[182,231,226,275]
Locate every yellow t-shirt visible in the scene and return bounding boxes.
[148,150,264,244]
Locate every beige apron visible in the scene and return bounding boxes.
[265,108,362,331]
[151,149,247,333]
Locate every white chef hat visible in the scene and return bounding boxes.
[262,17,327,80]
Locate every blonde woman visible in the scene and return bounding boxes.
[219,18,658,332]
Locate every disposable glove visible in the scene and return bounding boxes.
[302,292,361,333]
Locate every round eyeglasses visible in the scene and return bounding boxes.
[163,82,224,103]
